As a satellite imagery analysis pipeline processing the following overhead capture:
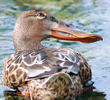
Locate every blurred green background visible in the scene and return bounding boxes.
[0,0,110,100]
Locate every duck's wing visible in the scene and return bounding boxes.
[24,48,92,85]
[2,48,91,89]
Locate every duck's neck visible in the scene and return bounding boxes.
[13,37,44,53]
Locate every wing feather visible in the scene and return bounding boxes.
[2,48,91,88]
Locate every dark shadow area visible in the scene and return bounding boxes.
[76,89,106,100]
[3,89,106,100]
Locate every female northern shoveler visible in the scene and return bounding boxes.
[2,9,102,100]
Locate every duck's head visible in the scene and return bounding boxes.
[13,9,102,52]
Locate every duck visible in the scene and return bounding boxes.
[2,9,102,100]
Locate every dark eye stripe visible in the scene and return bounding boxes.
[50,16,58,23]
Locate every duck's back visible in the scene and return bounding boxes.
[2,48,91,89]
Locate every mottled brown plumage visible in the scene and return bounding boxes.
[2,9,102,100]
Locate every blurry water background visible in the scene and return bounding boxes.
[0,0,110,100]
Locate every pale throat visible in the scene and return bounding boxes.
[14,37,45,53]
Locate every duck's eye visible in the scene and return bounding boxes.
[36,13,46,19]
[37,13,45,17]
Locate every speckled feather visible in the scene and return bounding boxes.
[2,47,91,99]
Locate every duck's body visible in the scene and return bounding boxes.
[2,9,102,100]
[3,47,91,100]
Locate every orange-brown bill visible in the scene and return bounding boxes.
[51,22,103,43]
